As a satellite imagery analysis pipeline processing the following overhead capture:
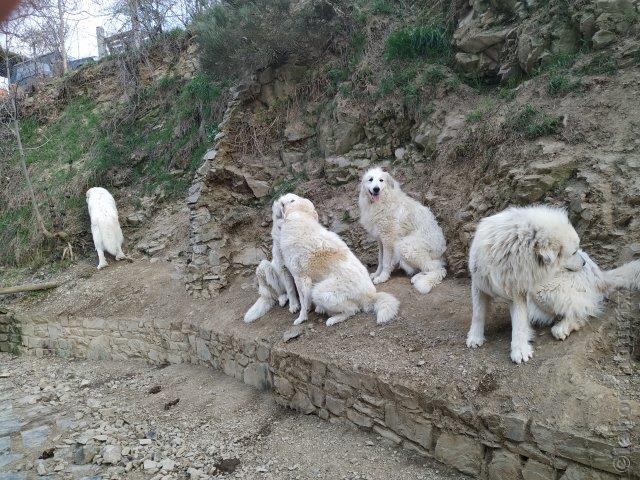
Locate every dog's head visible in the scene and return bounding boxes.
[273,193,318,221]
[533,208,584,272]
[359,167,398,204]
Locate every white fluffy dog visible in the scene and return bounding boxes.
[278,194,399,326]
[86,187,128,270]
[529,250,640,341]
[466,206,586,363]
[244,194,300,323]
[358,167,447,294]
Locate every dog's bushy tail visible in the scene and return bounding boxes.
[603,260,640,291]
[372,291,399,324]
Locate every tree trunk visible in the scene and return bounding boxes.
[0,281,61,295]
[57,0,68,74]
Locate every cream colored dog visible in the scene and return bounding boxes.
[86,187,128,269]
[358,167,447,294]
[277,194,399,326]
[467,206,585,364]
[529,249,640,340]
[244,194,300,323]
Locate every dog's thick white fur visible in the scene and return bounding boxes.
[467,205,586,364]
[244,194,300,323]
[86,187,127,270]
[358,167,447,294]
[277,194,399,326]
[529,250,640,341]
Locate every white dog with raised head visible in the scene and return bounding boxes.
[358,167,447,294]
[244,194,300,323]
[277,194,399,326]
[529,249,640,340]
[86,187,128,270]
[466,205,586,363]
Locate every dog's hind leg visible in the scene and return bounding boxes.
[92,225,108,270]
[244,260,280,323]
[398,235,446,293]
[509,296,534,364]
[370,240,384,280]
[466,284,491,348]
[281,268,300,313]
[293,276,312,325]
[311,278,359,326]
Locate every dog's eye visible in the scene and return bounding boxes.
[368,178,373,182]
[380,179,384,182]
[290,199,295,203]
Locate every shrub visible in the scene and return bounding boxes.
[371,0,394,15]
[578,52,618,75]
[506,104,563,139]
[385,25,451,62]
[194,0,344,81]
[547,72,579,96]
[420,65,445,85]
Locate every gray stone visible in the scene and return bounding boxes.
[290,392,315,414]
[559,464,617,480]
[308,385,325,407]
[101,445,122,465]
[21,425,50,448]
[283,325,303,342]
[87,336,110,360]
[74,443,99,464]
[245,177,270,198]
[384,404,432,449]
[434,432,483,476]
[522,459,556,480]
[284,120,314,142]
[394,148,406,161]
[346,409,373,428]
[488,450,521,480]
[232,247,266,267]
[325,395,346,416]
[455,52,481,73]
[203,149,217,161]
[243,362,271,391]
[591,30,616,49]
[373,425,402,445]
[274,376,294,399]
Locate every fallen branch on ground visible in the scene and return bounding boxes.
[0,281,61,295]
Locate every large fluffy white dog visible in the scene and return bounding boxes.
[278,194,399,326]
[86,187,128,269]
[358,167,447,294]
[529,249,640,340]
[244,194,300,323]
[466,206,586,363]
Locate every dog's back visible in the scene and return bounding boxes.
[86,187,123,256]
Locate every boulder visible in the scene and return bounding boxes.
[592,30,616,49]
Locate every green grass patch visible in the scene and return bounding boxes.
[578,52,618,75]
[371,0,394,15]
[506,104,563,139]
[419,65,446,85]
[385,25,451,63]
[547,72,580,96]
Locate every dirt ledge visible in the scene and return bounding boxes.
[3,260,639,479]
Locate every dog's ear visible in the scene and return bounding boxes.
[535,237,560,265]
[272,199,285,221]
[301,198,319,221]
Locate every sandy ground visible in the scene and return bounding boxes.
[0,353,468,479]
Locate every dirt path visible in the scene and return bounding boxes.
[0,353,468,479]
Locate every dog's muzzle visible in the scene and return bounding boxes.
[369,187,380,203]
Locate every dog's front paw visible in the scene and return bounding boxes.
[278,294,288,307]
[466,333,485,348]
[372,273,390,285]
[314,305,326,315]
[510,342,534,364]
[289,301,300,314]
[369,272,378,280]
[551,322,575,341]
[293,315,307,325]
[97,262,107,270]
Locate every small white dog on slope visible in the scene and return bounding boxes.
[86,187,128,269]
[277,194,399,327]
[358,167,447,294]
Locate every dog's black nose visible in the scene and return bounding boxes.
[372,186,380,193]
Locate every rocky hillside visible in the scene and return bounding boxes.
[1,0,640,294]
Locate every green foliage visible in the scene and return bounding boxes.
[378,66,418,96]
[194,0,342,80]
[547,72,580,96]
[385,25,451,62]
[419,65,445,85]
[578,52,618,75]
[371,0,394,15]
[506,104,563,139]
[268,172,308,202]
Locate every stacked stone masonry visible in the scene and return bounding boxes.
[1,308,637,480]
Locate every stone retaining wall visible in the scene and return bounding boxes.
[1,308,637,480]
